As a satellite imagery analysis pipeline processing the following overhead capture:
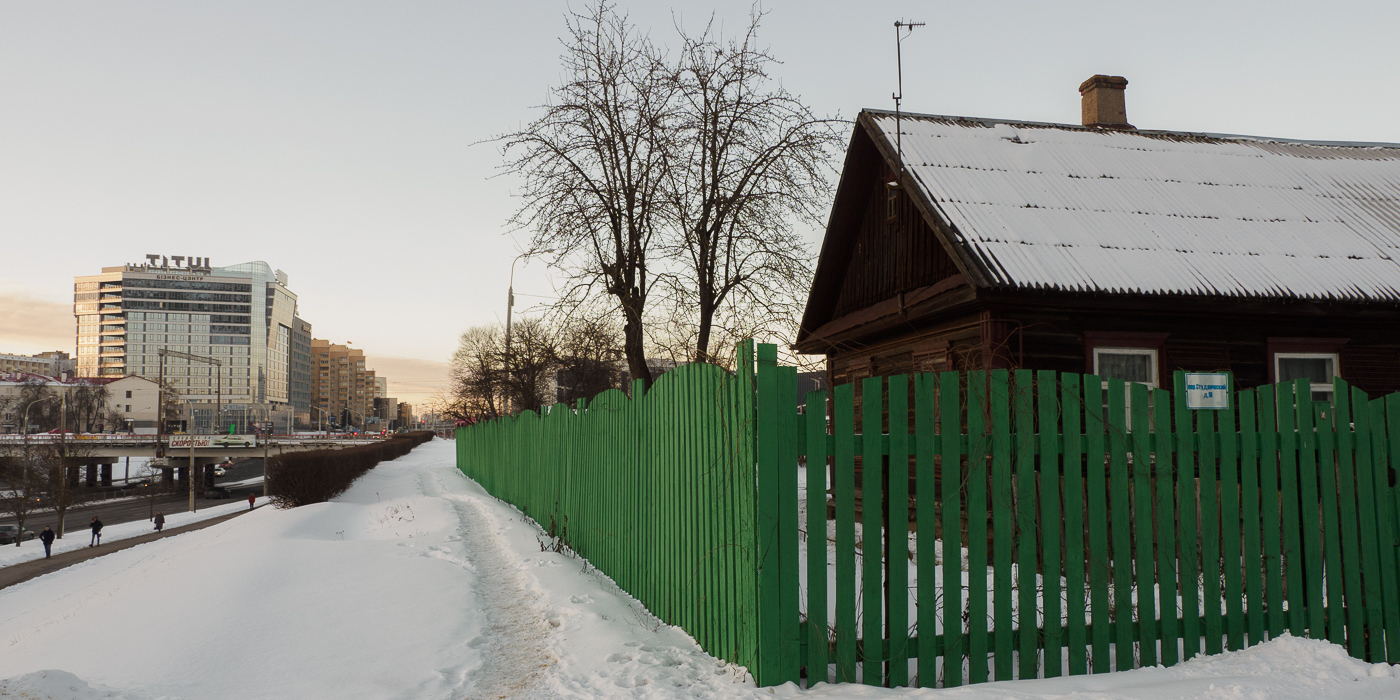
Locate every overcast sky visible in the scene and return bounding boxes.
[3,0,1397,406]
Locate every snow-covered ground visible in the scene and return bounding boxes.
[0,496,268,569]
[0,439,1397,700]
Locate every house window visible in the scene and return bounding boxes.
[1275,353,1337,402]
[126,405,131,412]
[1092,346,1159,429]
[1093,347,1159,388]
[126,390,132,398]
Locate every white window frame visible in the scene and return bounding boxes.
[1274,352,1338,402]
[1093,347,1159,431]
[1092,346,1159,388]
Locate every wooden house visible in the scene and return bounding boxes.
[795,75,1400,401]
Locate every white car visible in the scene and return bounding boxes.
[212,436,255,448]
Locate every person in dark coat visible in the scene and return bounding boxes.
[89,516,103,546]
[39,526,55,558]
[248,493,256,510]
[154,512,165,532]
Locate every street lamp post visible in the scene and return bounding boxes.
[311,405,328,435]
[504,249,552,415]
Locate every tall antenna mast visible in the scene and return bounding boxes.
[892,19,924,188]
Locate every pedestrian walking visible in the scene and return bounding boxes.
[39,526,55,558]
[248,493,256,510]
[154,512,165,532]
[89,516,103,547]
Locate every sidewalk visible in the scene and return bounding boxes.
[0,506,260,591]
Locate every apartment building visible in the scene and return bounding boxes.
[309,340,378,429]
[0,351,73,376]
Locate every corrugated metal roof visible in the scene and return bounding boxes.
[870,112,1400,301]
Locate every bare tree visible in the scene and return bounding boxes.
[133,458,172,523]
[0,447,43,546]
[498,1,676,389]
[16,379,59,434]
[503,318,558,414]
[66,381,112,433]
[555,317,622,406]
[39,439,91,539]
[664,12,841,363]
[448,325,507,421]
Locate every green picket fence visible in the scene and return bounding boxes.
[455,344,763,672]
[457,341,1400,688]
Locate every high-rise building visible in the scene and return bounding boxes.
[309,339,378,429]
[290,317,313,427]
[73,256,300,432]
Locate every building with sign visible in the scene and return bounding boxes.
[796,75,1400,401]
[74,257,302,432]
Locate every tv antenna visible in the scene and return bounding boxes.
[891,19,924,188]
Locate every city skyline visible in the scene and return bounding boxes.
[3,0,1397,410]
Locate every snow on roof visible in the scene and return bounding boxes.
[871,111,1400,300]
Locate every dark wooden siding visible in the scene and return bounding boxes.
[832,180,960,318]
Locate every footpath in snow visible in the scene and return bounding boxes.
[0,438,1396,700]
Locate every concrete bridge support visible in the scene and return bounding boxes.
[101,463,113,486]
[85,464,97,487]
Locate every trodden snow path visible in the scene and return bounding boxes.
[1,439,1398,700]
[424,468,555,699]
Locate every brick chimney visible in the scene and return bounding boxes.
[1079,74,1133,129]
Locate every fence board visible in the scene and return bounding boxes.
[1039,369,1063,678]
[804,390,829,683]
[1153,388,1179,666]
[1218,388,1243,651]
[990,370,1015,680]
[1199,402,1223,655]
[966,371,991,684]
[1130,382,1156,667]
[1294,381,1325,642]
[1351,387,1386,661]
[1366,397,1400,661]
[1381,396,1400,662]
[1333,380,1366,658]
[1084,376,1111,673]
[938,371,963,687]
[1256,384,1285,640]
[1173,373,1201,661]
[1015,370,1039,679]
[915,374,937,687]
[834,382,858,681]
[1107,378,1134,671]
[888,375,910,687]
[1061,375,1088,676]
[1276,381,1305,638]
[1315,401,1344,646]
[1243,389,1265,644]
[861,376,885,685]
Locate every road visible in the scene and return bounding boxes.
[2,458,265,537]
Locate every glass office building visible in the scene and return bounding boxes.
[74,257,299,432]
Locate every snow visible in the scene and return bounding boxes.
[868,112,1400,301]
[2,438,1398,699]
[0,497,267,568]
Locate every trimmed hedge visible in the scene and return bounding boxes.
[265,431,434,508]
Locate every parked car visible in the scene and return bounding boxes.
[0,525,36,544]
[204,486,231,499]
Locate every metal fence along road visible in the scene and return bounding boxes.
[457,341,1400,688]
